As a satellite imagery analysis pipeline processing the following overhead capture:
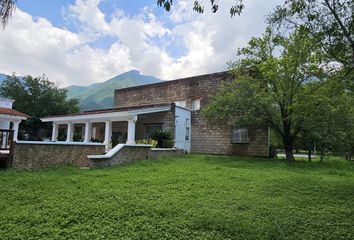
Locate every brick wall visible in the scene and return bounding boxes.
[13,142,105,169]
[114,72,269,157]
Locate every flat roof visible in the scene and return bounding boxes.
[41,103,174,123]
[114,71,230,93]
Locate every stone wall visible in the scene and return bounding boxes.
[149,148,185,160]
[87,145,151,168]
[114,71,270,157]
[13,142,105,169]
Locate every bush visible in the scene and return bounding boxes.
[73,132,83,142]
[136,139,158,148]
[150,130,173,148]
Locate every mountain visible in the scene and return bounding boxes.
[67,70,163,111]
[0,73,8,83]
[0,73,23,83]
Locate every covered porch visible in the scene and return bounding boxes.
[41,104,174,151]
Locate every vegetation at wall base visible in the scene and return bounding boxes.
[0,155,353,239]
[150,129,173,148]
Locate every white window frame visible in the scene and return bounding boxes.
[191,99,201,111]
[232,128,249,143]
[175,100,187,108]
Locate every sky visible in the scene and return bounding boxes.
[0,0,282,87]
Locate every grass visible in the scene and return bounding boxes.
[0,155,353,240]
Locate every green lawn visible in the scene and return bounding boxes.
[1,155,353,240]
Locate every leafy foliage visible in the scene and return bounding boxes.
[136,138,158,148]
[157,0,244,17]
[0,0,16,28]
[204,27,353,161]
[150,129,173,148]
[0,74,80,138]
[269,0,354,78]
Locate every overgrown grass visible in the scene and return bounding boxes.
[1,155,353,239]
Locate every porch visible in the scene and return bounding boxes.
[41,104,176,152]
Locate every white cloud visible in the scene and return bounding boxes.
[0,0,282,86]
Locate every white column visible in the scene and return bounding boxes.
[104,120,112,150]
[12,121,20,142]
[84,122,92,143]
[66,122,74,142]
[126,116,137,144]
[51,123,59,141]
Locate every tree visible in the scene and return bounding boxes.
[157,0,245,17]
[294,77,354,161]
[203,27,332,161]
[1,0,246,29]
[269,0,354,79]
[0,0,15,28]
[0,74,80,139]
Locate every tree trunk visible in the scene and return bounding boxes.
[285,147,295,162]
[282,120,295,162]
[308,149,312,162]
[283,136,295,161]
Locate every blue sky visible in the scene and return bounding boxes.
[0,0,282,86]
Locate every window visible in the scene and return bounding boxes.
[232,128,248,143]
[174,100,187,108]
[192,99,201,111]
[145,124,163,139]
[185,127,190,141]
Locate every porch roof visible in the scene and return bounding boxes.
[0,107,28,121]
[40,103,173,123]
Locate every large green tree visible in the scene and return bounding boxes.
[294,76,354,161]
[270,0,354,79]
[203,28,342,161]
[0,74,80,139]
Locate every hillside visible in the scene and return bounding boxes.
[0,73,8,83]
[67,70,162,111]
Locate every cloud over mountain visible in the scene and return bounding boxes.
[0,0,282,87]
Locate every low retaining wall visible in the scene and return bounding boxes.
[149,148,185,159]
[13,142,185,169]
[87,145,151,168]
[13,141,105,169]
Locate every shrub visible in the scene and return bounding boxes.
[136,139,158,148]
[150,130,172,148]
[73,132,83,142]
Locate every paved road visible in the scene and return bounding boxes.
[277,153,318,158]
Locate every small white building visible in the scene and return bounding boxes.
[0,96,28,142]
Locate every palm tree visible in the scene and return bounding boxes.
[0,0,16,28]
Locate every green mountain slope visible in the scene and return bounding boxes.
[67,70,162,111]
[0,73,7,82]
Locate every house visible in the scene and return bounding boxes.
[41,71,269,157]
[0,96,28,168]
[0,96,28,143]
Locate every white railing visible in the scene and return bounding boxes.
[87,143,152,159]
